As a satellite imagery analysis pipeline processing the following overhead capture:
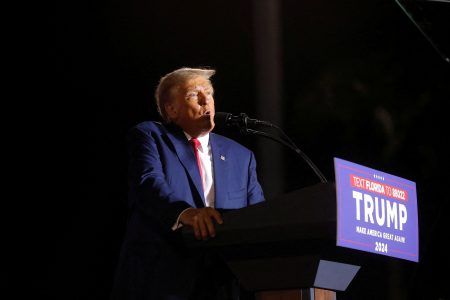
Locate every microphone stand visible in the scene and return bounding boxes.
[395,0,450,64]
[240,123,328,184]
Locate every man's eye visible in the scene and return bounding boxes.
[186,92,198,99]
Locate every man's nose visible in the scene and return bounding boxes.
[198,92,209,105]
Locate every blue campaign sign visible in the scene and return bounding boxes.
[334,157,419,262]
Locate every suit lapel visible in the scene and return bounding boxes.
[210,133,229,207]
[165,126,205,206]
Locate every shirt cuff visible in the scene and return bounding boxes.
[171,207,194,231]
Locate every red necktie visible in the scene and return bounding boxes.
[189,138,204,191]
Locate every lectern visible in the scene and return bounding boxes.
[182,183,361,300]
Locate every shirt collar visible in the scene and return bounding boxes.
[184,132,210,152]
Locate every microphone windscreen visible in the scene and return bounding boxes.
[214,112,231,128]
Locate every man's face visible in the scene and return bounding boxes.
[166,77,215,137]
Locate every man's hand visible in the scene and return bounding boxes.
[179,207,223,240]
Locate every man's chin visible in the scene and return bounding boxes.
[203,120,215,133]
[202,114,214,126]
[198,118,214,135]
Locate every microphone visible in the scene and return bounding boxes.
[214,112,273,129]
[214,111,328,183]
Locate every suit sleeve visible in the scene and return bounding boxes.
[127,126,191,230]
[247,151,265,205]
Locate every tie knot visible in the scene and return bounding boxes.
[190,138,200,149]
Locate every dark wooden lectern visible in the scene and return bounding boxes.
[182,183,361,300]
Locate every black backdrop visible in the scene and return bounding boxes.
[33,0,450,299]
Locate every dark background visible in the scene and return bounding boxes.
[34,0,450,299]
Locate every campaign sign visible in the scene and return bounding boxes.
[334,157,419,262]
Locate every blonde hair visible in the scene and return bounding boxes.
[155,67,216,122]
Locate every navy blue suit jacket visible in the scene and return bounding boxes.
[111,121,264,300]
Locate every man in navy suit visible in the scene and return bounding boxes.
[111,67,265,300]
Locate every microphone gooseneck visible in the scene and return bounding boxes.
[214,112,328,184]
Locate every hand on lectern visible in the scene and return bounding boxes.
[180,207,224,240]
